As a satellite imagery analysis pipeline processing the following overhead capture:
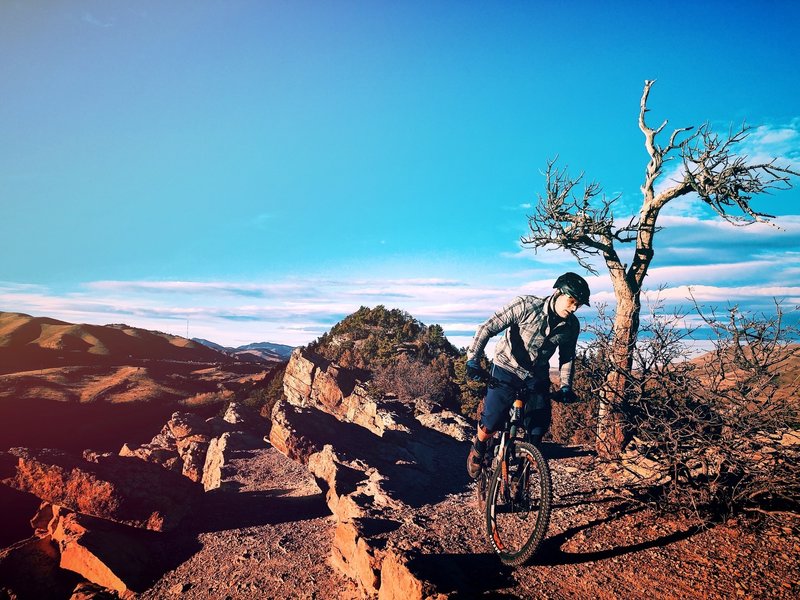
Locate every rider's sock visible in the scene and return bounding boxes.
[473,436,487,457]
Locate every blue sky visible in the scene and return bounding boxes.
[2,1,799,350]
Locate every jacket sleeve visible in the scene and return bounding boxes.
[467,296,528,361]
[558,317,579,387]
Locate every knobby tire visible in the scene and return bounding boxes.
[484,441,552,566]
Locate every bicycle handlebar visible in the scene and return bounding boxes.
[467,367,578,403]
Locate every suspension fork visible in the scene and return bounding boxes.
[507,398,526,495]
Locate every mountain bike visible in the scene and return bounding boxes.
[473,369,553,566]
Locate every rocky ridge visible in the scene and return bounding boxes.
[270,348,474,598]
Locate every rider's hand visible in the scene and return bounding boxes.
[559,386,579,403]
[466,358,483,381]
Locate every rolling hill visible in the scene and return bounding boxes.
[0,311,278,452]
[0,311,228,368]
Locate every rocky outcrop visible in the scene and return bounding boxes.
[271,348,474,598]
[282,348,409,437]
[47,505,154,598]
[0,535,79,599]
[201,433,230,491]
[0,447,198,532]
[415,410,472,442]
[378,546,448,600]
[0,503,159,598]
[119,403,266,490]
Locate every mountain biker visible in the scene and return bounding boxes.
[465,272,590,479]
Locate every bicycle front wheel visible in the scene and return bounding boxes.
[485,441,552,566]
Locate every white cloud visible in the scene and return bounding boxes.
[744,121,800,169]
[4,208,798,352]
[644,284,800,303]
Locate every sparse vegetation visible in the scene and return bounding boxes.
[308,305,463,412]
[309,305,458,369]
[563,298,800,524]
[249,363,288,423]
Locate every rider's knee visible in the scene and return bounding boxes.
[477,422,494,440]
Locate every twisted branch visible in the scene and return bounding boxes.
[682,124,799,225]
[521,158,631,275]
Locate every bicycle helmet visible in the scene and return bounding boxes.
[553,272,591,306]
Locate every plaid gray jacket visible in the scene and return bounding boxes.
[467,294,579,386]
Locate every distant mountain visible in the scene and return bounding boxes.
[235,341,295,360]
[192,339,295,363]
[0,311,230,369]
[191,338,228,353]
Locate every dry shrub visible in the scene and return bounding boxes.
[607,299,800,523]
[549,351,604,445]
[371,354,457,413]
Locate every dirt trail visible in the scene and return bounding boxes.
[139,442,799,599]
[139,446,361,600]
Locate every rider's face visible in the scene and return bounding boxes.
[555,293,579,318]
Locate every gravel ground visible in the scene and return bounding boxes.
[139,446,361,600]
[138,443,799,599]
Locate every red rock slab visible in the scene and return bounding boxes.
[50,507,154,597]
[0,447,198,531]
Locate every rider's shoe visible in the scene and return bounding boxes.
[467,444,485,479]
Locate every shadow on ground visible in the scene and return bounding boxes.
[195,488,329,532]
[408,551,517,598]
[114,487,330,593]
[534,502,705,567]
[540,442,595,460]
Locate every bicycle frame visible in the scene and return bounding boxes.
[472,366,554,565]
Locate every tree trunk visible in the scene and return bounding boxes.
[596,284,640,458]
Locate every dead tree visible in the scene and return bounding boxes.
[522,80,799,458]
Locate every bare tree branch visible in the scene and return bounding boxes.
[521,159,631,276]
[682,123,799,225]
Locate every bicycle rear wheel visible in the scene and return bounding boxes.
[484,441,552,566]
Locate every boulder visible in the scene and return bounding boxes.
[118,443,182,473]
[269,401,328,463]
[222,402,261,426]
[201,433,230,491]
[167,411,209,440]
[48,506,154,597]
[180,440,209,483]
[0,447,198,531]
[118,421,183,475]
[149,424,178,450]
[415,411,473,442]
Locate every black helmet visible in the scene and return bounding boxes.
[554,272,591,306]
